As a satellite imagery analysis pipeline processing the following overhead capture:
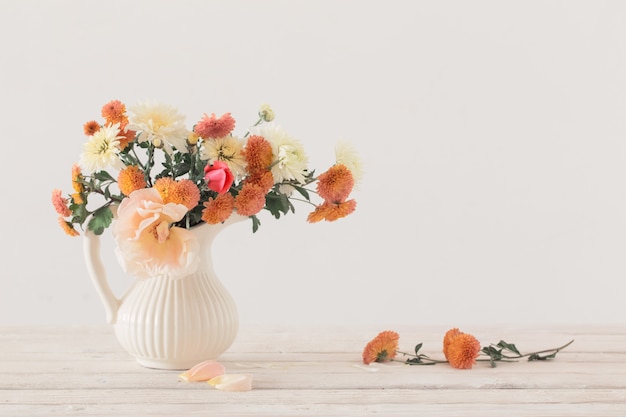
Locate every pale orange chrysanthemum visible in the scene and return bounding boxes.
[71,192,84,205]
[242,135,273,175]
[234,183,266,216]
[83,120,100,136]
[307,200,356,223]
[153,177,176,201]
[153,178,200,210]
[118,165,147,196]
[58,217,79,237]
[171,179,201,210]
[101,99,127,125]
[316,164,354,203]
[362,330,400,365]
[51,189,71,217]
[71,164,84,193]
[243,170,274,194]
[202,193,235,224]
[194,112,236,139]
[443,328,481,369]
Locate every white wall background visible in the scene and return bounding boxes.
[1,0,625,327]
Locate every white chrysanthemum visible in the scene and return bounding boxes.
[251,123,308,184]
[335,139,364,185]
[79,124,123,174]
[200,135,247,179]
[126,101,190,154]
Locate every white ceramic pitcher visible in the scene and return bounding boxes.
[83,214,245,369]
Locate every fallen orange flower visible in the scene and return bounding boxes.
[443,329,481,369]
[362,330,400,365]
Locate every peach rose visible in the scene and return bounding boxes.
[112,188,199,280]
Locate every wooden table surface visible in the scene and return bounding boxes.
[1,324,625,416]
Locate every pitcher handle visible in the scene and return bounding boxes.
[83,229,120,324]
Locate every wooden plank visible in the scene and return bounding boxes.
[2,388,625,405]
[1,359,625,390]
[1,325,624,417]
[1,389,625,417]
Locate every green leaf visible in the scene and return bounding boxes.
[251,215,260,233]
[414,343,423,355]
[291,184,311,201]
[278,193,290,214]
[497,340,521,356]
[87,206,113,235]
[481,346,503,361]
[70,202,89,225]
[528,352,557,361]
[264,193,284,219]
[93,171,115,182]
[405,357,436,366]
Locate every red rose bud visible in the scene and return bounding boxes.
[204,161,234,194]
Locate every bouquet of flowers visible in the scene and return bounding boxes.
[52,100,361,279]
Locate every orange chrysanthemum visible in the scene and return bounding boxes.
[71,164,84,193]
[101,99,127,125]
[51,189,71,217]
[362,330,400,365]
[58,217,79,237]
[194,112,236,139]
[316,164,354,203]
[154,177,176,199]
[116,120,136,150]
[443,328,462,359]
[234,183,266,216]
[153,178,200,210]
[307,200,356,223]
[202,193,235,224]
[243,170,274,194]
[71,192,84,205]
[118,165,147,196]
[83,120,100,136]
[242,135,274,175]
[443,328,481,369]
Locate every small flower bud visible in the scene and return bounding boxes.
[152,138,163,148]
[259,104,275,122]
[187,132,199,146]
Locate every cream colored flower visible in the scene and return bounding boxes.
[252,123,308,184]
[200,135,247,179]
[259,103,275,122]
[112,188,199,280]
[79,123,123,174]
[335,139,363,185]
[126,101,190,154]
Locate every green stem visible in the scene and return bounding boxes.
[243,117,264,138]
[130,146,146,170]
[499,339,575,360]
[287,196,318,207]
[397,351,448,364]
[145,145,155,187]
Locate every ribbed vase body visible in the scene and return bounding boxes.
[112,221,239,369]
